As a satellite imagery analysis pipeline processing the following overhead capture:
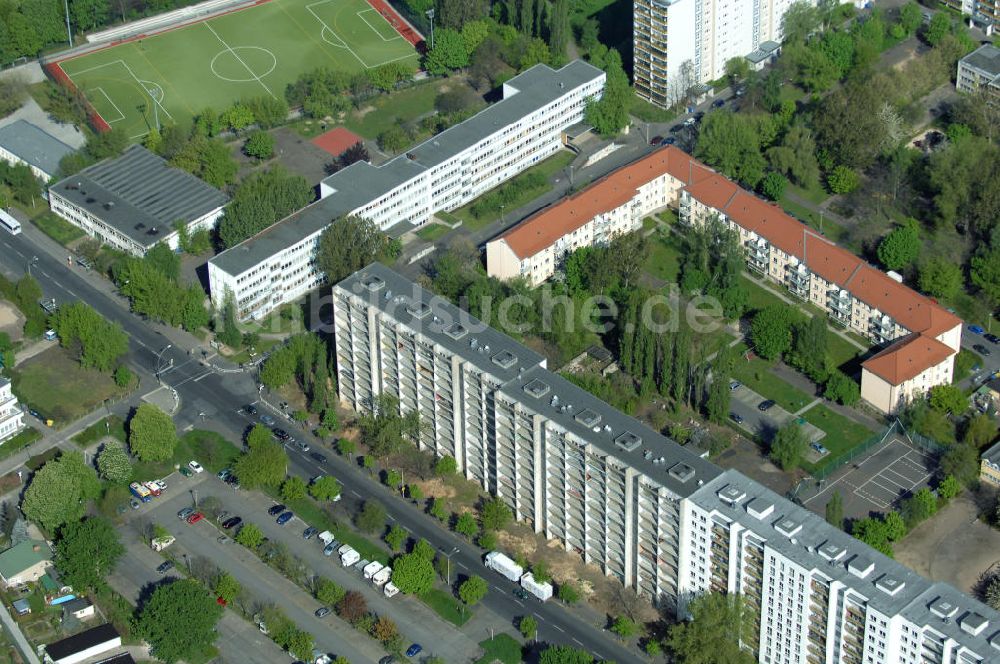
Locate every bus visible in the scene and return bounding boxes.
[129,482,152,503]
[0,210,20,235]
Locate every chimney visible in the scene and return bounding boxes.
[32,545,40,552]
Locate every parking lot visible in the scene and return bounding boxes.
[802,435,935,520]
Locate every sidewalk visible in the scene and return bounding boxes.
[769,362,884,432]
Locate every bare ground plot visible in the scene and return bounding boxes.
[894,494,1000,598]
[714,437,798,499]
[0,301,23,342]
[273,126,337,186]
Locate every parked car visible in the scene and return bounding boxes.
[129,499,140,510]
[729,380,742,391]
[225,474,240,489]
[267,504,286,516]
[974,344,992,356]
[985,333,1000,344]
[188,460,204,474]
[303,527,318,539]
[276,511,294,525]
[513,588,530,601]
[217,511,230,523]
[177,507,194,520]
[217,469,232,481]
[295,440,310,452]
[811,442,829,455]
[310,452,328,464]
[153,479,167,492]
[217,535,230,544]
[260,414,276,426]
[729,412,744,425]
[405,644,422,658]
[273,428,290,441]
[156,561,174,574]
[315,607,331,618]
[711,98,725,108]
[323,542,338,556]
[179,466,193,477]
[222,517,243,530]
[969,324,985,335]
[757,399,776,412]
[186,512,205,524]
[649,135,663,146]
[662,136,676,145]
[669,124,683,133]
[244,404,258,416]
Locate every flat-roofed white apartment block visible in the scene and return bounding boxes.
[0,378,25,443]
[684,469,1000,664]
[209,61,605,321]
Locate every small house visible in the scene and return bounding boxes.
[62,597,95,621]
[0,539,52,588]
[11,598,30,616]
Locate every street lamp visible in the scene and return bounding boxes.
[425,9,435,50]
[440,546,459,586]
[27,256,38,277]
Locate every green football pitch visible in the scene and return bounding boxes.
[56,0,420,139]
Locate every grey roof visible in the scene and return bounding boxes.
[0,120,75,177]
[961,43,1000,78]
[336,263,546,383]
[209,60,604,278]
[690,469,1000,655]
[746,41,781,64]
[982,439,1000,465]
[51,145,228,249]
[62,597,92,612]
[45,623,119,660]
[499,364,722,498]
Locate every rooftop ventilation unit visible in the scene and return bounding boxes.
[717,485,747,505]
[818,542,847,562]
[134,223,146,230]
[104,201,115,210]
[523,379,550,398]
[491,350,517,369]
[614,431,641,452]
[443,322,467,340]
[745,497,774,520]
[574,409,601,428]
[361,275,385,292]
[847,555,874,579]
[929,598,960,620]
[406,301,431,319]
[989,632,1000,652]
[875,575,905,596]
[147,226,159,235]
[959,612,988,636]
[668,463,695,483]
[774,517,802,538]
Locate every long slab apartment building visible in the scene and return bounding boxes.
[206,61,605,321]
[333,263,1000,664]
[485,147,961,415]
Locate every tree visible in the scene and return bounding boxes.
[458,575,488,605]
[547,0,569,59]
[770,423,808,471]
[877,220,921,271]
[355,500,386,534]
[50,301,129,372]
[918,257,962,299]
[940,442,978,487]
[883,511,907,542]
[371,615,399,644]
[760,171,787,201]
[611,614,638,640]
[695,111,767,187]
[782,0,820,42]
[336,590,367,624]
[789,315,828,382]
[236,523,264,548]
[244,130,275,160]
[929,384,968,415]
[852,517,892,556]
[454,512,478,538]
[385,525,407,551]
[435,455,457,476]
[429,497,448,521]
[558,582,580,604]
[583,49,630,137]
[22,452,100,532]
[384,469,402,490]
[129,404,177,462]
[814,79,885,170]
[480,496,512,531]
[424,28,469,74]
[724,56,750,83]
[315,577,345,605]
[937,475,961,500]
[986,577,1000,610]
[899,1,922,33]
[316,215,399,285]
[971,247,1000,305]
[377,125,410,153]
[309,476,342,502]
[55,517,124,591]
[139,578,223,663]
[280,475,306,501]
[964,414,998,448]
[97,441,133,483]
[539,645,593,664]
[519,614,538,640]
[217,292,242,349]
[924,12,951,46]
[215,572,241,604]
[824,372,860,406]
[437,0,487,29]
[218,167,313,247]
[750,305,794,360]
[825,491,844,530]
[146,243,180,281]
[391,553,435,594]
[222,103,254,132]
[113,364,133,388]
[667,592,756,664]
[411,538,435,562]
[286,630,314,662]
[902,487,939,529]
[243,95,289,129]
[234,427,287,489]
[169,136,237,188]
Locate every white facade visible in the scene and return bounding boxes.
[210,61,606,321]
[0,379,25,443]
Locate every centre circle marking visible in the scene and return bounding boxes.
[210,46,277,82]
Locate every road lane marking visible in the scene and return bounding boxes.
[457,562,467,569]
[513,599,523,607]
[193,372,211,382]
[572,638,584,646]
[553,624,565,633]
[351,490,361,497]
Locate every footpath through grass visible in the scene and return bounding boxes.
[420,587,471,626]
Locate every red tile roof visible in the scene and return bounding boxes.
[498,147,712,260]
[861,333,955,385]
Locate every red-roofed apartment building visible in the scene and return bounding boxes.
[485,146,962,414]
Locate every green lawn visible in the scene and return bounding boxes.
[629,93,678,123]
[56,0,419,138]
[72,415,127,448]
[801,404,878,473]
[420,587,472,626]
[0,428,42,462]
[416,223,450,242]
[731,343,814,413]
[474,634,523,664]
[341,78,443,139]
[450,151,576,231]
[778,196,848,243]
[10,347,125,426]
[32,212,84,246]
[644,232,684,283]
[741,274,793,313]
[242,304,305,336]
[786,182,830,206]
[826,333,863,369]
[954,348,982,382]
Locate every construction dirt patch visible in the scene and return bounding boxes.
[0,300,24,342]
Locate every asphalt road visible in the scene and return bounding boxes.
[0,227,642,662]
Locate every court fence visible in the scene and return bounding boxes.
[809,418,944,481]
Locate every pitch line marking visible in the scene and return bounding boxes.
[91,87,126,122]
[120,60,174,121]
[356,7,403,41]
[203,21,276,99]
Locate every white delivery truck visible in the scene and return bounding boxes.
[520,572,553,602]
[339,545,359,567]
[484,551,523,582]
[363,561,384,580]
[372,566,392,588]
[318,531,335,546]
[383,582,400,598]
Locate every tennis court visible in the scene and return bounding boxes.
[54,0,420,139]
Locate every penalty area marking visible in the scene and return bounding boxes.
[356,7,403,41]
[307,0,421,69]
[90,87,126,123]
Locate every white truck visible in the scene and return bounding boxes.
[318,531,335,546]
[520,572,553,602]
[383,582,400,598]
[151,535,175,552]
[484,551,523,582]
[372,566,392,588]
[339,545,359,567]
[363,561,384,580]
